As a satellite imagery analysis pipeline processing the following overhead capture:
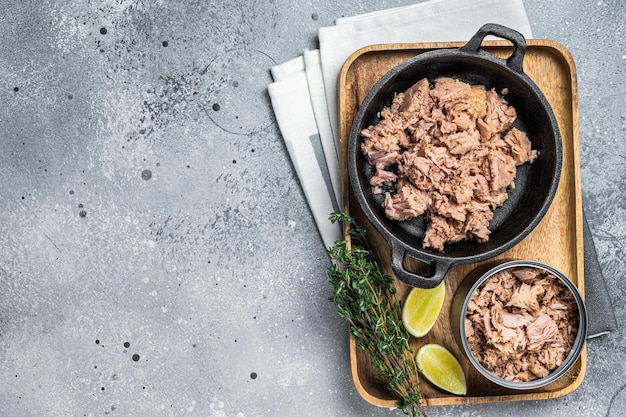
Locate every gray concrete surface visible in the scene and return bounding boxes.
[0,1,624,416]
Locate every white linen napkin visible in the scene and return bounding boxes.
[267,0,532,249]
[268,58,342,250]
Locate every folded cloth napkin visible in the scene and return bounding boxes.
[268,58,341,250]
[583,209,618,338]
[268,0,616,338]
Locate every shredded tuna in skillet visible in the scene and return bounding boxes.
[465,267,579,382]
[360,77,537,251]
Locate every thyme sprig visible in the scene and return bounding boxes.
[327,213,428,417]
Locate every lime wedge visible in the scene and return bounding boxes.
[416,343,467,395]
[402,281,446,338]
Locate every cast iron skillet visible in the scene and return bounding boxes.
[348,23,563,288]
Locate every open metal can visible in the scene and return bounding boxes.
[450,260,587,390]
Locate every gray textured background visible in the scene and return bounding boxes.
[1,1,624,416]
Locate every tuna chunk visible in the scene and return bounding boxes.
[488,150,517,191]
[526,313,560,351]
[438,176,474,204]
[501,312,534,328]
[451,111,473,131]
[432,193,467,222]
[506,282,545,315]
[512,267,538,283]
[468,85,488,120]
[504,127,538,165]
[430,77,472,112]
[443,130,481,155]
[485,88,517,133]
[464,201,493,242]
[384,183,431,221]
[476,118,494,142]
[528,362,550,378]
[370,167,398,188]
[397,77,433,119]
[423,214,466,251]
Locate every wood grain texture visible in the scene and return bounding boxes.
[338,40,584,407]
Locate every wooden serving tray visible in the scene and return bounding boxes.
[338,40,584,406]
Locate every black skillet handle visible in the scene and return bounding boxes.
[390,242,453,289]
[459,23,527,74]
